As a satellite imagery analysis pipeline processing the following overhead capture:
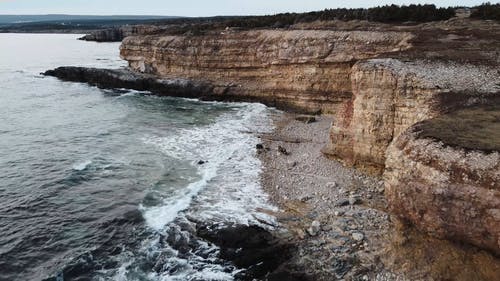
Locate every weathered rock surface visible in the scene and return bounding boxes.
[323,58,500,174]
[384,107,500,255]
[43,67,216,99]
[48,21,500,268]
[120,30,413,113]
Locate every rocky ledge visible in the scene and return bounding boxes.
[385,106,500,256]
[43,67,215,98]
[120,29,413,113]
[323,58,500,174]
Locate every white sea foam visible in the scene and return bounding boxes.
[72,160,92,171]
[108,102,279,281]
[141,102,277,231]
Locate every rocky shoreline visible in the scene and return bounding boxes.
[43,15,500,279]
[43,64,500,280]
[257,113,500,281]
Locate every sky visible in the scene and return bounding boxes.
[0,0,491,16]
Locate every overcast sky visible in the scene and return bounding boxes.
[0,0,489,16]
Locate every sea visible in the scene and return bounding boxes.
[0,33,277,281]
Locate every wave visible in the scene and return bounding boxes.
[72,160,92,171]
[141,102,277,232]
[72,102,281,281]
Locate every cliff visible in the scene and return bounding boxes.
[323,59,500,174]
[385,106,500,255]
[47,21,500,258]
[120,30,413,113]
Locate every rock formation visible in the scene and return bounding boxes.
[79,25,164,42]
[47,20,500,257]
[43,67,215,98]
[120,30,413,113]
[385,106,500,255]
[323,59,500,174]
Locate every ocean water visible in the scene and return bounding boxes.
[0,34,277,280]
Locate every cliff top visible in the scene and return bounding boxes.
[358,58,500,94]
[415,104,500,152]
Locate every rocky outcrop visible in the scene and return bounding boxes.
[120,30,413,113]
[321,58,500,255]
[384,106,500,255]
[49,26,500,257]
[79,25,164,42]
[323,58,500,174]
[43,67,216,98]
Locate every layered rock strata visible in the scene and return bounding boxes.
[48,27,500,256]
[384,106,500,255]
[323,58,500,174]
[120,30,413,113]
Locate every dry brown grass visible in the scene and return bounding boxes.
[416,104,500,152]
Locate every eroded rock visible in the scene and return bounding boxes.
[384,109,500,255]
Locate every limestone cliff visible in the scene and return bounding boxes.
[120,30,412,113]
[323,59,500,174]
[53,24,500,256]
[384,107,500,255]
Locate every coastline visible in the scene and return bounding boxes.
[256,112,394,280]
[256,112,500,281]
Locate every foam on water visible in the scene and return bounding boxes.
[104,102,279,281]
[141,102,277,231]
[72,160,92,171]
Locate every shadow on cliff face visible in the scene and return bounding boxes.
[384,220,500,281]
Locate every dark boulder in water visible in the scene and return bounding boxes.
[196,223,310,281]
[43,67,215,99]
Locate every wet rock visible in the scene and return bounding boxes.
[196,224,295,280]
[349,196,362,205]
[332,259,353,279]
[335,198,350,207]
[288,160,298,169]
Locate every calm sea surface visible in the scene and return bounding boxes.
[0,34,275,281]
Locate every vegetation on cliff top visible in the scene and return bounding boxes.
[161,4,455,31]
[416,104,500,152]
[470,2,500,21]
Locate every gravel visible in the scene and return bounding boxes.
[257,112,408,280]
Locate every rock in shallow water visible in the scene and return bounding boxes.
[196,223,310,280]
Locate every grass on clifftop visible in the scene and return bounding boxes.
[417,104,500,152]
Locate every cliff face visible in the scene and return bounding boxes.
[120,30,412,113]
[323,58,500,174]
[384,109,500,255]
[106,26,500,255]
